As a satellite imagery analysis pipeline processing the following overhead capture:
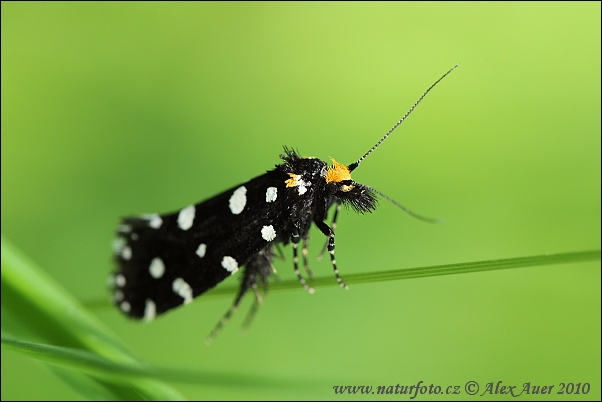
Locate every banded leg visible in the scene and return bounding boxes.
[274,243,286,261]
[206,284,265,343]
[302,237,314,278]
[315,220,349,290]
[206,294,243,345]
[241,283,263,331]
[292,227,315,294]
[318,202,341,260]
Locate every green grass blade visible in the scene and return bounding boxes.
[334,249,601,285]
[1,235,184,400]
[49,366,136,401]
[2,334,312,389]
[1,335,155,382]
[205,249,601,296]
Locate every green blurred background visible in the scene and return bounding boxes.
[2,2,600,400]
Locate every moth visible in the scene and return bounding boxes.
[111,65,458,342]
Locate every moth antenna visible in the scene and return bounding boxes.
[348,64,459,172]
[363,184,442,224]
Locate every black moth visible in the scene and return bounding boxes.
[111,65,458,342]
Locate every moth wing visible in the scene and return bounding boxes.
[112,169,292,319]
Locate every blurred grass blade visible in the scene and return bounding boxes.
[2,334,311,389]
[1,335,155,382]
[1,235,183,400]
[49,366,139,401]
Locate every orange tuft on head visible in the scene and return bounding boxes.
[325,158,352,183]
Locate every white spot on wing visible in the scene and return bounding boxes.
[229,186,247,215]
[149,257,165,279]
[115,274,126,287]
[221,256,239,274]
[172,278,193,304]
[147,214,162,229]
[196,243,207,258]
[118,224,132,234]
[112,238,126,253]
[144,299,156,321]
[261,225,277,242]
[121,246,132,260]
[177,205,195,230]
[266,187,278,202]
[120,301,131,313]
[114,290,124,302]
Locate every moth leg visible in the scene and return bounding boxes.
[241,283,263,331]
[206,295,243,345]
[274,243,285,262]
[251,282,263,304]
[317,202,341,260]
[292,227,315,294]
[241,246,274,331]
[206,246,273,344]
[301,237,314,278]
[315,219,349,290]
